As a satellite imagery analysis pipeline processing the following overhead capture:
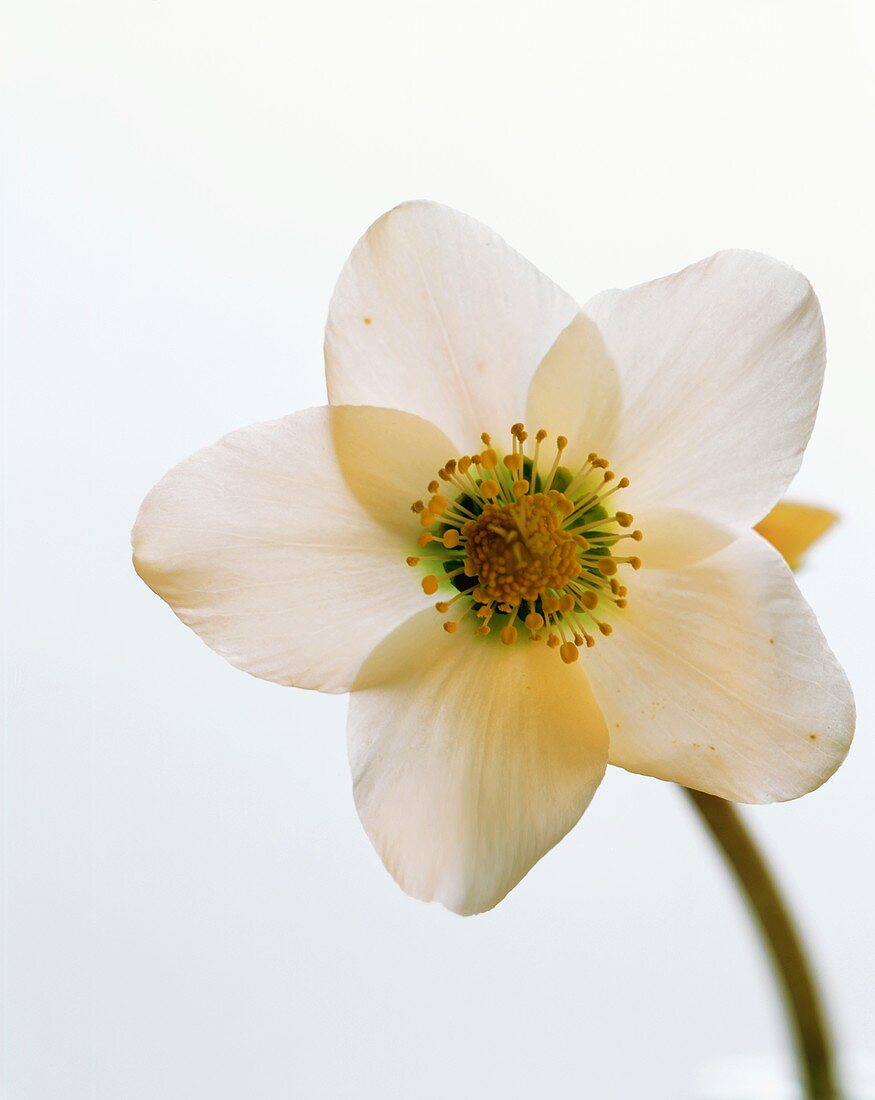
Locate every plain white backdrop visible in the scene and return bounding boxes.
[3,1,874,1096]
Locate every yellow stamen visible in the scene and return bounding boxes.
[408,422,639,662]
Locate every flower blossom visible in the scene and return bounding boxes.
[133,202,855,915]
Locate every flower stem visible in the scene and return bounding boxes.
[683,788,841,1100]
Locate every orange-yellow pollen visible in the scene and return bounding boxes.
[464,493,582,606]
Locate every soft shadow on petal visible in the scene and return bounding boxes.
[524,310,623,470]
[583,532,854,803]
[755,501,837,570]
[348,611,609,915]
[325,201,578,454]
[329,405,457,540]
[132,407,424,694]
[635,507,736,570]
[583,250,826,529]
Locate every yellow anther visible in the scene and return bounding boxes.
[629,556,642,569]
[458,456,471,474]
[428,480,439,494]
[559,593,575,613]
[411,500,425,513]
[504,453,523,473]
[598,622,612,636]
[597,557,618,576]
[542,595,559,613]
[547,634,560,649]
[580,591,598,610]
[429,494,448,514]
[556,436,567,450]
[512,479,529,497]
[501,624,518,646]
[632,530,643,541]
[475,624,490,635]
[536,429,548,442]
[443,529,460,549]
[480,479,501,498]
[417,533,432,546]
[406,556,420,566]
[616,512,633,527]
[443,621,457,633]
[480,449,498,470]
[560,642,579,664]
[481,432,492,446]
[419,510,436,527]
[525,612,544,631]
[421,575,439,595]
[435,601,450,613]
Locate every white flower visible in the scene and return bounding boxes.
[133,202,855,916]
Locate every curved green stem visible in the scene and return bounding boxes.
[684,788,840,1100]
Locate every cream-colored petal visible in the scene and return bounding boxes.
[524,310,623,470]
[133,406,450,693]
[633,507,735,569]
[582,251,826,528]
[329,404,458,540]
[755,500,837,570]
[348,611,609,915]
[584,533,854,802]
[325,201,578,453]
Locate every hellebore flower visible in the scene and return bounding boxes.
[133,202,854,915]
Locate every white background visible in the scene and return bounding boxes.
[3,1,874,1097]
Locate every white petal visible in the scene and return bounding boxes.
[348,611,609,915]
[583,533,854,803]
[325,201,578,453]
[636,507,735,570]
[525,310,623,470]
[582,251,826,528]
[133,406,455,693]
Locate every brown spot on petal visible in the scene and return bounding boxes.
[363,316,372,325]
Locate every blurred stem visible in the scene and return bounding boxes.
[684,788,840,1100]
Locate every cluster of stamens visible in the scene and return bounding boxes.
[406,424,643,663]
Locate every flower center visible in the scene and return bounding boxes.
[464,494,582,604]
[407,424,643,664]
